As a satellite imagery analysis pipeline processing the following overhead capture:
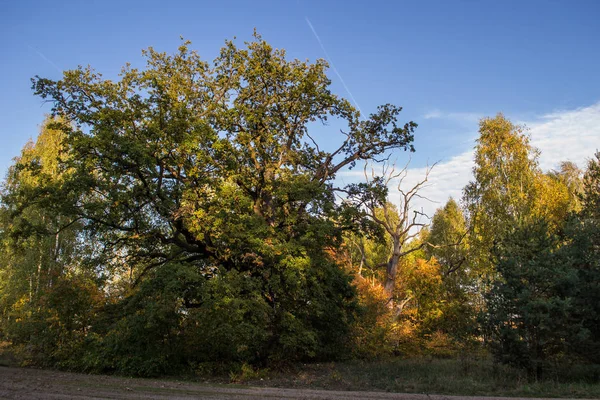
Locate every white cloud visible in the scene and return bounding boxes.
[339,102,600,221]
[528,103,600,171]
[422,110,482,124]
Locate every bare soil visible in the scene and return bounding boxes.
[0,366,589,400]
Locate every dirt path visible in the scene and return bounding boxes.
[0,366,586,400]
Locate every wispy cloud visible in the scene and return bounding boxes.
[423,109,482,124]
[339,102,600,219]
[27,44,62,73]
[305,17,362,114]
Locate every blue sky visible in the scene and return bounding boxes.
[1,0,599,214]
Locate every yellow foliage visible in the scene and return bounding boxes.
[533,173,571,230]
[350,275,395,358]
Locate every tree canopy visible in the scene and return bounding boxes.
[30,34,417,285]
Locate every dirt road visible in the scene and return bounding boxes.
[0,366,586,400]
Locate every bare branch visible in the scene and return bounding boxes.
[348,158,438,304]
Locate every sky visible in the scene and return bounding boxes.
[1,0,599,217]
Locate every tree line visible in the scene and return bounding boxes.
[0,34,598,379]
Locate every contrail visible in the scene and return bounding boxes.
[305,17,362,115]
[27,44,62,73]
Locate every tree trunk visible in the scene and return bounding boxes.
[383,240,401,303]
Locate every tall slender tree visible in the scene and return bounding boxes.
[463,114,540,277]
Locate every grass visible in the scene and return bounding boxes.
[193,357,600,398]
[2,339,599,398]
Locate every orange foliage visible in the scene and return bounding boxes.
[351,274,395,357]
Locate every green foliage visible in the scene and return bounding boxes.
[581,152,600,220]
[0,117,100,368]
[483,154,600,378]
[426,198,468,276]
[548,161,584,213]
[563,220,600,364]
[566,153,600,363]
[425,199,476,341]
[484,219,576,378]
[4,274,101,368]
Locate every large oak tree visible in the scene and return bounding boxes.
[5,33,419,370]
